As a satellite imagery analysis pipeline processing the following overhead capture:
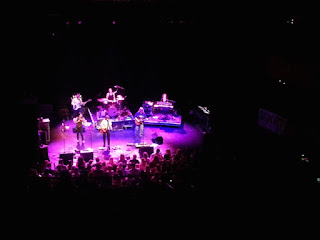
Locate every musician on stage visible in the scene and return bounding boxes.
[71,93,83,118]
[73,113,87,144]
[100,115,113,149]
[134,107,146,138]
[161,93,169,103]
[71,93,92,118]
[106,87,118,106]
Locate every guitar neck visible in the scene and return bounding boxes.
[83,99,92,105]
[72,99,91,109]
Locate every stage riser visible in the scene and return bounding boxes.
[144,122,181,127]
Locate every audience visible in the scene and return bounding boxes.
[29,145,319,206]
[23,147,202,196]
[128,163,140,176]
[129,154,140,165]
[150,155,159,168]
[118,154,127,165]
[139,157,148,172]
[150,148,163,162]
[163,149,171,161]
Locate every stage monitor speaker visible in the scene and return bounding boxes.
[80,151,94,162]
[139,146,154,158]
[59,152,74,165]
[152,136,163,145]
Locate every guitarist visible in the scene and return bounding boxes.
[71,93,92,118]
[134,107,146,138]
[100,115,113,149]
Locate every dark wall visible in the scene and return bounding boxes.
[45,6,204,115]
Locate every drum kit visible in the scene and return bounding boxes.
[97,86,127,118]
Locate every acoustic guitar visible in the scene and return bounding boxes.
[135,117,144,125]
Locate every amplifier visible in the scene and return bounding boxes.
[38,130,48,145]
[38,145,48,161]
[38,118,50,142]
[38,118,50,131]
[138,146,154,158]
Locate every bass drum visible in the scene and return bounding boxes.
[107,105,118,118]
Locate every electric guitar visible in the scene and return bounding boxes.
[98,119,112,133]
[72,99,92,110]
[135,117,144,125]
[100,128,108,134]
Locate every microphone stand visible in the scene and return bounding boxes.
[142,122,145,145]
[90,126,93,149]
[61,120,67,153]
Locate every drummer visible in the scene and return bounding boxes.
[106,87,118,108]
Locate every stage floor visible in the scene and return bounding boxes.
[46,120,205,167]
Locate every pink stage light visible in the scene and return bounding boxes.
[78,21,82,24]
[112,21,116,25]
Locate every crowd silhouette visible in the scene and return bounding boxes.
[23,147,201,210]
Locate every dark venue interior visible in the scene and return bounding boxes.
[16,1,319,217]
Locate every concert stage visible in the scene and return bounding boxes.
[46,119,204,168]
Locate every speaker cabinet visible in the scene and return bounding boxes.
[38,145,48,161]
[152,136,163,145]
[80,151,94,162]
[139,146,154,158]
[38,118,50,142]
[59,152,74,165]
[38,130,48,145]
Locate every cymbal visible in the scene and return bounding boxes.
[97,98,108,103]
[116,95,125,100]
